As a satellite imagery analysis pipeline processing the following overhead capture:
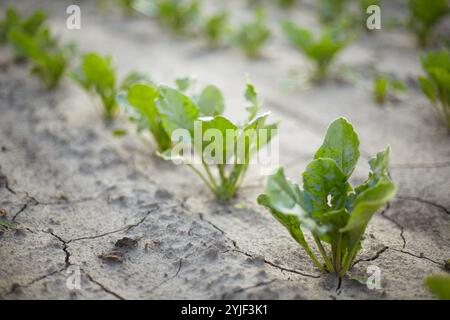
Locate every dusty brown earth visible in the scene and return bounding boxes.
[0,0,449,299]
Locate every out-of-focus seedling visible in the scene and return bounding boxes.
[408,0,449,47]
[8,27,74,89]
[373,75,407,104]
[155,0,200,34]
[70,52,147,119]
[277,0,296,9]
[204,10,229,47]
[418,49,450,129]
[234,8,271,58]
[258,118,396,277]
[424,274,450,300]
[317,0,347,25]
[282,21,351,81]
[0,7,46,46]
[158,80,277,200]
[117,83,172,151]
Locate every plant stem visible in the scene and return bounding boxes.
[218,164,226,184]
[202,160,218,189]
[335,234,343,275]
[187,164,216,194]
[313,234,334,273]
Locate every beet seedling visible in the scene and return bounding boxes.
[155,0,200,34]
[317,0,347,25]
[1,6,49,62]
[117,83,172,151]
[418,49,450,129]
[373,75,407,105]
[204,10,229,47]
[0,6,46,46]
[424,274,450,300]
[233,8,271,58]
[258,118,396,277]
[8,27,74,89]
[157,80,277,200]
[408,0,449,47]
[282,21,351,81]
[70,52,146,119]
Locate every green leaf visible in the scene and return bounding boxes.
[314,117,360,177]
[234,8,270,57]
[157,85,200,137]
[8,27,71,89]
[120,71,152,90]
[354,146,391,196]
[175,76,196,92]
[342,177,396,234]
[127,83,171,151]
[264,167,303,210]
[199,115,237,163]
[112,128,128,136]
[82,52,116,91]
[257,193,314,257]
[424,274,450,300]
[302,158,351,218]
[244,80,259,121]
[196,85,224,116]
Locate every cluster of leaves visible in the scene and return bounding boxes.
[154,0,200,34]
[0,7,74,89]
[424,274,450,300]
[317,0,348,25]
[233,8,271,57]
[120,79,277,200]
[282,21,351,81]
[408,0,449,47]
[0,6,46,49]
[277,0,296,9]
[373,75,407,105]
[8,28,74,89]
[258,118,396,277]
[203,10,229,47]
[70,52,148,119]
[418,49,450,129]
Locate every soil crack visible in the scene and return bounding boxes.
[84,272,126,300]
[221,279,277,299]
[396,195,450,215]
[232,249,320,278]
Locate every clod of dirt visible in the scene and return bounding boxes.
[115,237,139,249]
[0,208,7,217]
[155,188,172,200]
[144,240,161,252]
[98,250,124,263]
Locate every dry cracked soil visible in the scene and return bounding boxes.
[0,0,449,300]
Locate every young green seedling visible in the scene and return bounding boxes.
[258,118,396,277]
[155,0,200,34]
[157,80,277,200]
[277,0,296,9]
[418,49,450,129]
[282,21,351,81]
[117,83,172,151]
[70,52,146,119]
[373,75,407,104]
[234,8,271,58]
[0,7,46,46]
[408,0,449,47]
[424,274,450,300]
[204,10,229,47]
[8,27,74,89]
[317,0,347,25]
